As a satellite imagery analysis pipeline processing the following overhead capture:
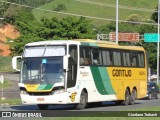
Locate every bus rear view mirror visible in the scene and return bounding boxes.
[63,55,70,71]
[12,56,22,72]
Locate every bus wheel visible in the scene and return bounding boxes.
[122,89,130,106]
[37,104,49,110]
[129,89,137,105]
[75,91,87,110]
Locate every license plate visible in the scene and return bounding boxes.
[37,98,45,101]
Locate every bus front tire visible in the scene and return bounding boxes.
[75,91,87,110]
[37,104,49,110]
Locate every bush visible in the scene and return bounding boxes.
[54,4,66,11]
[0,56,13,72]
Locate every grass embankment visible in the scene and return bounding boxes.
[0,99,21,105]
[32,0,157,26]
[0,80,11,88]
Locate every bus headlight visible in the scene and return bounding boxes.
[51,89,65,95]
[20,90,28,95]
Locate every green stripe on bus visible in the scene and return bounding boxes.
[37,84,47,90]
[43,84,53,90]
[90,67,115,95]
[98,67,115,94]
[81,42,98,47]
[90,66,108,95]
[37,84,53,90]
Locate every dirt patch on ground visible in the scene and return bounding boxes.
[0,24,20,56]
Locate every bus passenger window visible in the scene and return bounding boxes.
[131,52,137,67]
[84,58,90,65]
[92,48,102,65]
[80,47,91,66]
[138,53,145,67]
[122,52,131,67]
[80,58,84,65]
[102,49,112,66]
[131,57,137,67]
[113,51,121,66]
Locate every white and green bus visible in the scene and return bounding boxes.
[12,39,147,110]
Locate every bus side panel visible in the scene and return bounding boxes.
[108,67,147,100]
[78,67,117,103]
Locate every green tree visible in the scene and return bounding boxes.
[38,16,94,40]
[10,15,95,55]
[4,4,22,24]
[126,14,143,23]
[9,9,42,55]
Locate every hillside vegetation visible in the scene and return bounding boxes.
[32,0,157,26]
[0,0,159,72]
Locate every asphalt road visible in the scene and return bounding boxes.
[0,98,160,111]
[0,72,160,112]
[0,72,20,81]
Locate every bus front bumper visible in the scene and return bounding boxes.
[20,92,72,105]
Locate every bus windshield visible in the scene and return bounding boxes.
[21,57,64,85]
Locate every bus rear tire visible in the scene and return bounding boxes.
[129,89,136,105]
[122,89,130,106]
[37,104,49,110]
[75,91,87,110]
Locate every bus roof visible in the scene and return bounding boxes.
[25,40,80,46]
[76,39,145,51]
[25,39,145,51]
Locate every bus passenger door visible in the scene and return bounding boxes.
[67,45,78,90]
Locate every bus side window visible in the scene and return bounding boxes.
[138,52,145,67]
[92,48,102,65]
[113,51,122,66]
[102,49,112,66]
[131,57,137,67]
[80,58,84,65]
[80,46,91,66]
[122,51,131,67]
[84,58,90,65]
[131,52,138,67]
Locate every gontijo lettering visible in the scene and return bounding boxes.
[112,69,132,77]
